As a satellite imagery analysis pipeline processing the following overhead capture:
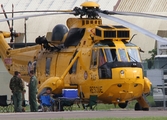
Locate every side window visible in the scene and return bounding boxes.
[46,57,52,75]
[71,59,78,74]
[99,49,106,66]
[90,49,98,68]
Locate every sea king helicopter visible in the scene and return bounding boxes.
[1,1,167,111]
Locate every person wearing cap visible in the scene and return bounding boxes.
[9,71,24,112]
[28,70,38,112]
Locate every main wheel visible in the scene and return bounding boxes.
[134,102,142,111]
[142,107,149,111]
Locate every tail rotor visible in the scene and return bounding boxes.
[1,4,20,47]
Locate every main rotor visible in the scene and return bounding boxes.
[1,1,167,44]
[73,1,100,19]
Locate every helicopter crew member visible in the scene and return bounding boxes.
[9,71,24,112]
[28,70,38,112]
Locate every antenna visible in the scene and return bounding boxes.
[24,18,28,47]
[129,34,137,43]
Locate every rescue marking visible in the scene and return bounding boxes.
[90,86,103,93]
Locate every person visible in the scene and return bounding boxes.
[28,70,38,112]
[43,88,55,104]
[9,71,24,112]
[22,89,26,112]
[17,73,27,112]
[32,56,37,73]
[38,88,55,112]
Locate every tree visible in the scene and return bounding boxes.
[145,49,157,69]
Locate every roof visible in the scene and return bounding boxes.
[115,0,167,12]
[155,55,167,58]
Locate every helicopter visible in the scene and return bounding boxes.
[1,1,167,111]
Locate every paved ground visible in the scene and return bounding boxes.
[0,110,167,120]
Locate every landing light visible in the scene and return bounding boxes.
[117,84,122,87]
[134,84,138,87]
[120,70,124,74]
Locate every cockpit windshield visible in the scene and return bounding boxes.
[98,47,141,63]
[91,47,141,68]
[118,48,128,62]
[127,48,141,62]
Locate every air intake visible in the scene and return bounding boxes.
[95,25,130,40]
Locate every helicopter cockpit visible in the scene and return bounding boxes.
[91,41,142,79]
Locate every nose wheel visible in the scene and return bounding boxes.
[118,101,128,109]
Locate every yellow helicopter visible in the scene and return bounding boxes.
[1,1,167,111]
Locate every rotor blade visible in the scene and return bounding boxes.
[0,10,73,14]
[1,4,10,28]
[11,4,14,43]
[0,11,75,22]
[98,12,167,43]
[106,11,167,20]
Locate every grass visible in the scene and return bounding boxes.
[9,95,157,112]
[0,95,157,112]
[71,95,156,111]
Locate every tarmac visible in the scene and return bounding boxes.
[0,109,167,120]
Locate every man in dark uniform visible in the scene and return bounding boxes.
[9,71,24,112]
[28,70,38,112]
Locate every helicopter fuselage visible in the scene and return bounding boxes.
[35,18,151,105]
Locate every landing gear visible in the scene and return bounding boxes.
[134,102,142,111]
[118,101,128,109]
[134,102,149,111]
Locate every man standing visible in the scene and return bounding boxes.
[28,70,38,112]
[17,72,26,112]
[9,71,24,112]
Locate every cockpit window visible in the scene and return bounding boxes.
[99,49,106,66]
[127,48,141,62]
[90,49,98,68]
[118,48,128,62]
[104,49,117,62]
[104,49,113,62]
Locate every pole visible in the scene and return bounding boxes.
[162,69,166,110]
[24,18,28,46]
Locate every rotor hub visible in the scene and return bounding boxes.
[80,1,100,8]
[73,1,100,19]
